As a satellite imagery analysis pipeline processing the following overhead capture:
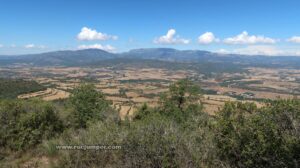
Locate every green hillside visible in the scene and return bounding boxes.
[0,78,46,99]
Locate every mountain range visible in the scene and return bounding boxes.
[1,48,300,68]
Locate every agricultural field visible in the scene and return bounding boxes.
[1,66,300,117]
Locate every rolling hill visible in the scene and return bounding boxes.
[1,48,300,69]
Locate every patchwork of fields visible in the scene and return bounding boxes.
[2,65,300,117]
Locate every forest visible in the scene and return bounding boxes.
[0,78,46,99]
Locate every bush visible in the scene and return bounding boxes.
[69,84,118,128]
[215,101,300,167]
[48,112,218,168]
[0,99,64,151]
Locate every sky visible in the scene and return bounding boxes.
[0,0,300,55]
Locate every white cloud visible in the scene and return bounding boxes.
[25,44,35,48]
[0,44,3,48]
[220,45,300,56]
[24,44,46,49]
[216,48,229,54]
[78,44,116,52]
[77,27,118,41]
[287,36,300,43]
[198,32,219,44]
[233,45,282,55]
[224,31,277,45]
[154,29,190,44]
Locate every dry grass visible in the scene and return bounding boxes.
[18,88,70,101]
[42,89,70,101]
[100,88,120,94]
[118,105,135,120]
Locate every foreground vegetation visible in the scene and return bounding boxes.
[0,80,299,167]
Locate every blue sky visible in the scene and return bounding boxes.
[0,0,300,55]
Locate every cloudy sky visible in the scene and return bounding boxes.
[0,0,300,55]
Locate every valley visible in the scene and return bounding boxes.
[2,1,300,167]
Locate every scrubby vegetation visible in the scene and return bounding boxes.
[215,101,300,167]
[0,99,64,161]
[0,79,299,167]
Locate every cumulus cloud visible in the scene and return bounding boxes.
[0,44,3,48]
[216,48,229,54]
[219,45,300,56]
[233,45,283,55]
[24,44,35,48]
[224,31,277,45]
[78,44,116,52]
[154,29,190,44]
[24,44,46,49]
[198,32,219,44]
[287,36,300,43]
[77,27,118,41]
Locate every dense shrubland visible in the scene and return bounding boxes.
[0,79,299,167]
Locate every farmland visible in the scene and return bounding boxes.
[1,64,299,117]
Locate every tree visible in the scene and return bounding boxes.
[158,79,203,123]
[118,88,127,97]
[133,103,151,120]
[69,84,112,128]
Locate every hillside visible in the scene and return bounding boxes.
[0,78,46,99]
[0,49,116,66]
[1,48,300,68]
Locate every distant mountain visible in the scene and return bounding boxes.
[0,49,116,66]
[121,48,213,62]
[120,48,300,68]
[1,48,300,68]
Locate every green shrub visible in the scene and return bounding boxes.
[49,112,217,168]
[69,84,118,128]
[215,101,300,167]
[0,99,64,151]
